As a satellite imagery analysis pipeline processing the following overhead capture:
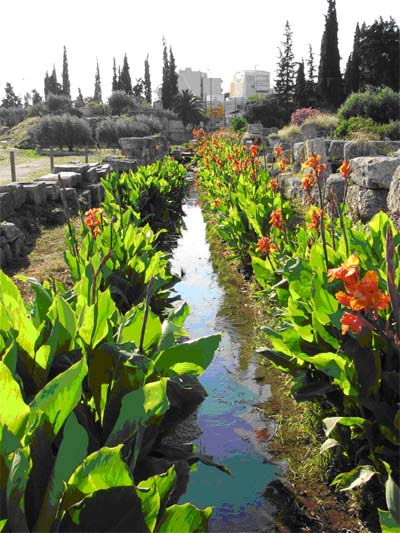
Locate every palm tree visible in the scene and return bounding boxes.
[173,89,205,128]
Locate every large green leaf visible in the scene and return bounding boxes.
[34,413,89,532]
[137,466,177,532]
[157,503,212,533]
[0,361,30,440]
[62,445,134,511]
[105,378,169,447]
[385,474,400,524]
[30,356,87,437]
[59,487,149,533]
[6,446,31,532]
[379,509,400,532]
[158,303,190,351]
[78,290,117,348]
[153,335,221,377]
[331,465,377,491]
[119,305,162,353]
[323,416,367,437]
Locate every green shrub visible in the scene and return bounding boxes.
[33,114,94,150]
[338,86,400,124]
[303,112,339,130]
[46,94,73,114]
[134,113,162,134]
[277,124,302,140]
[334,116,380,139]
[378,120,400,140]
[0,106,26,127]
[97,117,157,147]
[231,116,247,132]
[108,91,137,115]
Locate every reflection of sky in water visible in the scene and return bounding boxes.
[171,189,280,532]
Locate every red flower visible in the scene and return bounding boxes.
[250,144,260,157]
[270,179,278,192]
[327,254,359,288]
[274,145,284,159]
[269,208,285,230]
[279,157,289,172]
[339,159,352,179]
[84,208,103,238]
[256,236,277,255]
[308,207,323,231]
[340,312,373,335]
[301,173,316,193]
[213,198,222,208]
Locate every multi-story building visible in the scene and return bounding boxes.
[177,68,223,103]
[230,70,271,98]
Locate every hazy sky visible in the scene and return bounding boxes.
[0,0,398,102]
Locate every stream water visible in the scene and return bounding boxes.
[170,179,284,532]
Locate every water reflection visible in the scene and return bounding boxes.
[171,181,281,532]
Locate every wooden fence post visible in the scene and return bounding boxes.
[10,151,16,182]
[85,147,89,163]
[50,149,54,172]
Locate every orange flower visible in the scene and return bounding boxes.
[256,236,277,255]
[213,198,222,208]
[301,173,316,192]
[308,207,323,231]
[339,159,352,179]
[340,312,373,335]
[327,254,360,287]
[302,153,326,176]
[279,157,289,172]
[274,145,284,159]
[215,180,222,188]
[270,179,278,192]
[250,144,260,157]
[84,208,103,238]
[344,271,390,312]
[269,208,285,230]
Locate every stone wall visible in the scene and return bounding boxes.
[281,138,400,228]
[0,162,110,267]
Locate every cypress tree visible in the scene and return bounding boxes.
[120,54,133,94]
[168,46,179,102]
[46,66,61,98]
[32,89,42,105]
[294,61,307,108]
[274,21,296,108]
[144,54,152,104]
[318,0,344,109]
[344,23,361,96]
[112,58,119,92]
[62,46,71,97]
[94,59,102,103]
[1,83,21,108]
[161,37,171,109]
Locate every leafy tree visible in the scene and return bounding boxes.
[144,54,152,104]
[32,89,42,105]
[318,0,344,109]
[304,44,321,107]
[1,82,21,108]
[94,59,102,103]
[33,114,93,150]
[358,17,399,91]
[62,45,71,97]
[112,58,119,92]
[45,66,62,99]
[161,37,171,109]
[46,94,72,114]
[120,54,133,94]
[108,90,136,115]
[173,89,205,127]
[133,78,144,99]
[274,21,296,108]
[244,94,292,128]
[294,61,307,108]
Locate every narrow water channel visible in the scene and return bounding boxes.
[170,179,283,532]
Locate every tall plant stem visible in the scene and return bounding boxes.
[139,277,155,353]
[317,174,329,268]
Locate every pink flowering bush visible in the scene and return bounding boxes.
[291,107,321,126]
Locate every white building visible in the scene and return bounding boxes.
[230,70,271,99]
[177,68,223,103]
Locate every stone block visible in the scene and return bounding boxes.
[344,141,400,161]
[78,190,92,210]
[327,141,346,161]
[53,163,89,175]
[58,171,81,188]
[35,173,58,183]
[305,138,327,162]
[0,191,16,220]
[0,221,24,242]
[96,163,111,179]
[293,142,306,164]
[325,174,346,204]
[23,182,47,206]
[346,184,388,223]
[82,166,99,184]
[387,165,400,215]
[0,184,27,210]
[0,243,12,265]
[88,184,104,206]
[350,157,400,190]
[45,184,60,201]
[301,123,318,140]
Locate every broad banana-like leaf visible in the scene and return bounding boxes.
[0,361,30,440]
[157,503,212,533]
